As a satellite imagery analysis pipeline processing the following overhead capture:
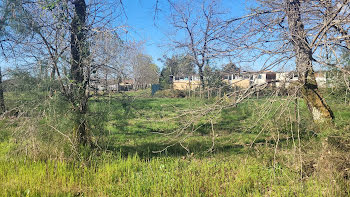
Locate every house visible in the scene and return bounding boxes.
[221,70,329,89]
[222,71,251,88]
[275,71,328,88]
[90,78,135,92]
[222,70,278,88]
[172,75,201,90]
[119,79,134,91]
[275,72,299,88]
[170,70,332,91]
[248,71,276,86]
[315,71,327,88]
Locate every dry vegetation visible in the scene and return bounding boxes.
[0,87,349,196]
[1,0,350,196]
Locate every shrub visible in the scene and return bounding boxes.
[154,89,187,98]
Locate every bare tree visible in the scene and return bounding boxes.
[167,0,229,88]
[90,31,135,92]
[2,0,125,146]
[0,67,5,113]
[0,0,25,113]
[90,32,159,92]
[222,0,350,123]
[0,2,9,113]
[285,0,334,123]
[159,54,195,77]
[132,54,159,89]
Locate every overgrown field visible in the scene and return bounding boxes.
[0,90,350,196]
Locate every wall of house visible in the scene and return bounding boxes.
[252,74,267,85]
[173,80,201,90]
[172,71,330,91]
[276,73,298,88]
[316,77,327,88]
[230,79,251,88]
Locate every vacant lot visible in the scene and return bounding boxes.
[0,90,350,196]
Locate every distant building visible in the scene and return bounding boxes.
[164,70,332,91]
[119,79,134,91]
[249,71,276,86]
[315,71,327,88]
[222,71,278,88]
[275,72,299,88]
[172,75,201,90]
[275,71,328,88]
[90,79,135,92]
[222,71,251,88]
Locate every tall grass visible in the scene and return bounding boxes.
[0,152,343,196]
[0,90,350,196]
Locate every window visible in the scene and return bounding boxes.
[258,74,262,79]
[266,73,276,80]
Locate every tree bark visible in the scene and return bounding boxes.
[49,64,56,97]
[286,0,334,123]
[50,65,56,80]
[70,0,89,145]
[0,67,5,113]
[198,65,205,88]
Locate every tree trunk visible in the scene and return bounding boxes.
[49,64,56,97]
[286,0,334,123]
[198,66,205,88]
[70,0,89,145]
[105,71,108,93]
[0,67,5,113]
[50,65,56,80]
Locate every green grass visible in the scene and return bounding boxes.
[0,153,336,196]
[0,90,349,196]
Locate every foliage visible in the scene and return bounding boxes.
[159,54,195,89]
[153,89,187,98]
[1,0,350,195]
[0,90,350,195]
[4,69,40,92]
[133,54,159,87]
[0,101,347,196]
[0,153,334,196]
[203,65,225,88]
[222,63,240,73]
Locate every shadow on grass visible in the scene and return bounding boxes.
[89,97,254,159]
[91,96,321,160]
[101,131,247,159]
[106,140,246,159]
[91,96,315,159]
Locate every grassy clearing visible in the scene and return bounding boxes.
[0,90,349,196]
[0,153,341,196]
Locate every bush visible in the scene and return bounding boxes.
[154,89,187,98]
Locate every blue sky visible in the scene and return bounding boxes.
[0,0,249,71]
[123,0,248,69]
